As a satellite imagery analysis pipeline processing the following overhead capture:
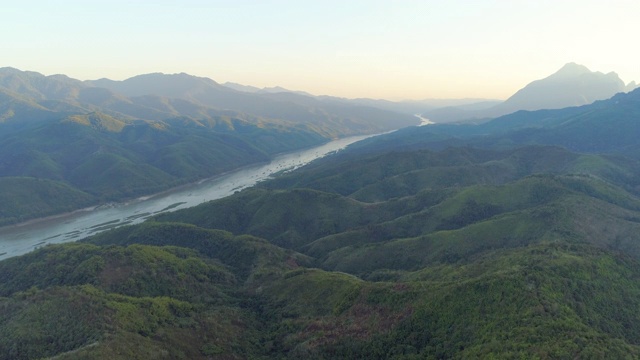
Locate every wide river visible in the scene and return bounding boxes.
[0,135,374,261]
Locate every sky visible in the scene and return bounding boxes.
[4,0,639,100]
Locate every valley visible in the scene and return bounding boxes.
[1,63,640,359]
[5,2,640,358]
[0,134,373,261]
[0,68,418,226]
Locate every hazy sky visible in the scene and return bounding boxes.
[4,0,639,100]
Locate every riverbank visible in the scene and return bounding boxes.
[0,134,375,261]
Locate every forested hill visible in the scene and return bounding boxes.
[2,86,640,358]
[0,68,417,225]
[348,86,640,159]
[422,62,637,123]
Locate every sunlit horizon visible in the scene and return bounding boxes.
[4,0,639,101]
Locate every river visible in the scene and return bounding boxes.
[0,135,374,261]
[415,114,434,126]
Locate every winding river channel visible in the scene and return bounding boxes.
[0,135,375,261]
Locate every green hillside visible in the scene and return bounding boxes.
[0,68,416,225]
[0,112,332,223]
[348,87,640,161]
[2,70,640,358]
[3,215,640,358]
[3,140,640,358]
[157,146,640,273]
[0,177,95,226]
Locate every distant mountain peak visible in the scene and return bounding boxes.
[492,63,627,114]
[552,62,592,78]
[85,72,227,98]
[0,66,26,74]
[124,72,220,85]
[419,62,635,123]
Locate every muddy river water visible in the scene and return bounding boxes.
[0,135,375,260]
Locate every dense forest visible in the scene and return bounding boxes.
[0,68,417,225]
[2,86,640,358]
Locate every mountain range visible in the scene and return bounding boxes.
[0,67,417,225]
[1,82,640,357]
[0,67,417,135]
[356,86,640,163]
[424,62,638,122]
[1,63,636,226]
[219,62,637,124]
[222,81,503,117]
